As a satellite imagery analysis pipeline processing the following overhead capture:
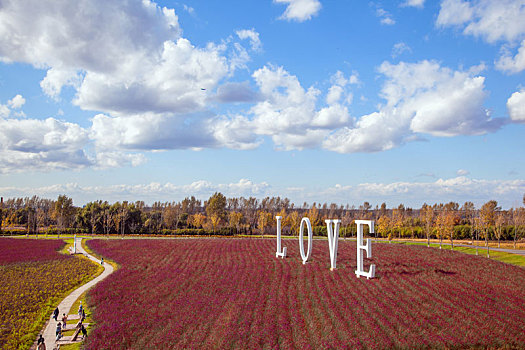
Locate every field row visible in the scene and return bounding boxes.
[85,238,525,349]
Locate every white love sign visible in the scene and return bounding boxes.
[325,219,341,270]
[274,216,376,278]
[275,216,287,258]
[355,220,376,279]
[299,217,313,264]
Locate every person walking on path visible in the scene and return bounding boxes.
[55,322,62,342]
[52,307,59,321]
[37,334,46,350]
[78,302,83,318]
[81,324,87,340]
[61,313,68,329]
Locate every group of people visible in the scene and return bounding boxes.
[39,303,87,349]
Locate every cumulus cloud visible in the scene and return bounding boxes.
[40,68,83,99]
[323,60,503,153]
[7,94,26,109]
[236,29,262,52]
[275,0,322,22]
[0,117,92,173]
[507,90,525,122]
[74,39,229,115]
[1,94,26,119]
[496,40,525,74]
[0,0,180,70]
[437,0,525,73]
[437,0,525,43]
[90,113,218,151]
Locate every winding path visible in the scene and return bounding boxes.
[39,237,113,350]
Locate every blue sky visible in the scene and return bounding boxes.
[0,0,524,208]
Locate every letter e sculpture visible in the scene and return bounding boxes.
[354,220,376,279]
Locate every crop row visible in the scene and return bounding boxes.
[0,238,101,350]
[85,238,525,349]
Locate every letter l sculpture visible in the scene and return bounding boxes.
[275,216,287,258]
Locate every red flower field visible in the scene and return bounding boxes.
[86,238,525,349]
[0,238,101,350]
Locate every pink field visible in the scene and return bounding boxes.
[86,238,525,349]
[0,238,66,264]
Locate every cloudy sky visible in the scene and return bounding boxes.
[0,0,524,208]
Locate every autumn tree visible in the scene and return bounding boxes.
[257,211,273,236]
[189,213,206,229]
[392,204,405,239]
[288,210,300,236]
[480,200,500,258]
[511,207,525,249]
[228,211,243,234]
[494,210,507,248]
[420,203,434,247]
[307,204,320,227]
[52,195,75,234]
[444,202,459,250]
[376,215,391,239]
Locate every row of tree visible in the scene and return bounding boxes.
[1,193,524,248]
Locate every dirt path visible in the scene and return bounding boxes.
[39,237,113,350]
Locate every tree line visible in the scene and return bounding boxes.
[1,193,524,248]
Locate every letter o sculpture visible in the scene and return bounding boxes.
[299,217,313,264]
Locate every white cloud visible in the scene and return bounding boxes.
[437,0,525,73]
[437,0,525,43]
[322,177,525,208]
[215,82,260,103]
[456,169,470,176]
[401,0,425,8]
[323,60,503,153]
[236,29,262,52]
[40,68,83,99]
[7,94,25,109]
[95,151,147,169]
[2,176,521,208]
[507,89,525,122]
[0,0,243,117]
[210,116,261,150]
[90,113,217,151]
[376,8,396,25]
[0,179,272,204]
[0,0,180,71]
[436,0,474,27]
[275,0,322,22]
[74,39,229,115]
[0,117,92,173]
[496,40,525,74]
[391,42,412,58]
